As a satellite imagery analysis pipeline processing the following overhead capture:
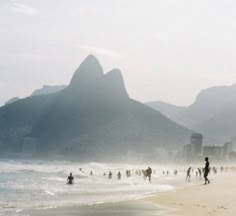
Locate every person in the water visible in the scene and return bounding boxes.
[67,172,74,184]
[117,171,121,180]
[108,171,112,179]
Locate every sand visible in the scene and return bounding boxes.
[146,172,236,216]
[23,200,163,216]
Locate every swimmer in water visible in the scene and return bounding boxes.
[67,172,74,184]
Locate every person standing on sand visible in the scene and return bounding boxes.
[204,157,210,185]
[186,167,191,182]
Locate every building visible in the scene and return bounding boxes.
[191,133,203,156]
[183,133,203,162]
[183,144,192,162]
[203,145,224,160]
[224,142,233,156]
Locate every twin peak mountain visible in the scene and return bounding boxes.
[0,55,191,160]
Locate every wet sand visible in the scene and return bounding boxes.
[146,173,236,216]
[23,200,166,216]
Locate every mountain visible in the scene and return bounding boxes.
[3,85,66,108]
[146,101,186,118]
[152,84,236,142]
[173,84,236,128]
[194,100,236,141]
[4,97,20,105]
[0,55,192,160]
[31,85,66,96]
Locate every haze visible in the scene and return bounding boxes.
[1,0,236,106]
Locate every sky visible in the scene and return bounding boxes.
[1,0,236,106]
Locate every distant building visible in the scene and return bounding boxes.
[203,145,224,160]
[191,133,203,159]
[224,142,233,156]
[183,133,203,162]
[183,144,192,162]
[229,151,236,161]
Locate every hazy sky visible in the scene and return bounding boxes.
[1,0,236,106]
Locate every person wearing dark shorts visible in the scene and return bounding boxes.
[204,157,210,185]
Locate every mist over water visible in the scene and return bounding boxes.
[0,159,181,216]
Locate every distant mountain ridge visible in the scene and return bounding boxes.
[149,84,236,142]
[4,97,21,106]
[0,55,192,160]
[31,85,66,96]
[4,85,67,106]
[146,101,186,118]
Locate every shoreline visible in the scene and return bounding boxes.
[16,165,236,216]
[21,173,236,216]
[22,200,166,216]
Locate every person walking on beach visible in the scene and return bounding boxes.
[67,172,74,184]
[204,157,210,185]
[186,167,191,182]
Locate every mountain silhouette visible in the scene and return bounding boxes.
[0,55,192,160]
[146,101,186,118]
[150,84,236,143]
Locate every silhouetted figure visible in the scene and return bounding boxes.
[220,166,224,172]
[212,167,217,174]
[126,170,131,177]
[198,168,202,179]
[117,171,121,180]
[108,171,112,179]
[145,167,152,183]
[186,167,191,182]
[103,173,106,176]
[204,157,210,184]
[90,171,93,176]
[67,172,74,184]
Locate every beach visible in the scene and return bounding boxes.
[2,159,236,216]
[24,171,236,216]
[146,172,236,216]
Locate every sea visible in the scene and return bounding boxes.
[0,159,183,216]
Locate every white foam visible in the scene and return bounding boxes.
[0,159,182,215]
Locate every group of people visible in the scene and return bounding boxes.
[67,157,215,185]
[67,166,153,184]
[186,157,210,184]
